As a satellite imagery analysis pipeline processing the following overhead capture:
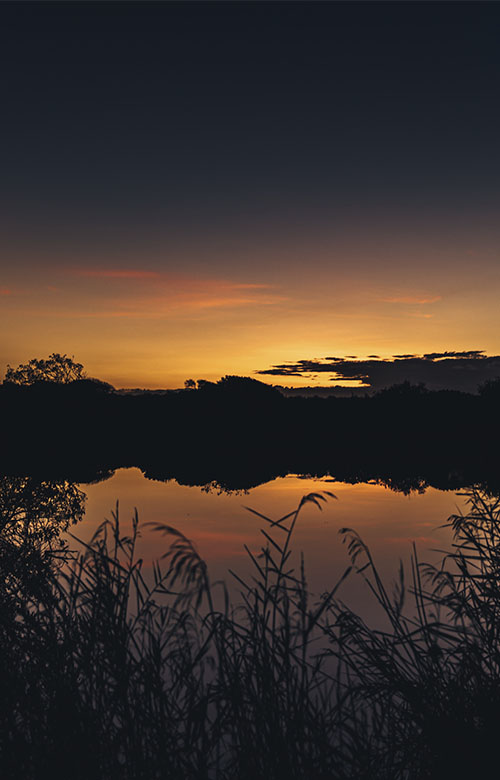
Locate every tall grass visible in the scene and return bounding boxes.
[1,488,500,778]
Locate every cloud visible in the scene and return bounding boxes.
[256,350,500,392]
[382,295,442,305]
[220,283,271,290]
[71,269,273,289]
[50,274,285,318]
[422,350,485,359]
[74,269,161,279]
[172,294,286,310]
[70,292,287,318]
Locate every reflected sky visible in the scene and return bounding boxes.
[79,468,466,614]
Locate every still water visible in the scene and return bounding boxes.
[79,468,467,612]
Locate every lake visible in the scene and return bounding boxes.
[78,468,467,613]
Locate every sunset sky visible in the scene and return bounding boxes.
[1,2,499,388]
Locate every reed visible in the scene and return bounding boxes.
[1,488,499,778]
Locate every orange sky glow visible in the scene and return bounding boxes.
[2,226,500,389]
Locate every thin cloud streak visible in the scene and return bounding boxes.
[173,294,287,310]
[59,270,284,316]
[28,292,288,319]
[71,268,274,291]
[382,295,442,305]
[74,269,161,279]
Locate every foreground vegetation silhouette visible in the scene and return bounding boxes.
[2,489,500,778]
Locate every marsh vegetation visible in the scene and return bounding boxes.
[1,485,500,778]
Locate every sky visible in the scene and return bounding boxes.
[1,2,500,389]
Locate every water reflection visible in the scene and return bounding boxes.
[80,469,465,610]
[0,476,85,545]
[0,476,85,600]
[0,473,494,777]
[0,467,470,613]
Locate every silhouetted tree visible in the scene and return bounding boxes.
[3,353,86,385]
[216,375,281,397]
[478,377,500,399]
[67,377,115,394]
[196,379,216,390]
[374,381,428,399]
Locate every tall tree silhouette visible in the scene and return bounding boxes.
[3,353,86,385]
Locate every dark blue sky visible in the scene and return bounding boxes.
[2,2,499,236]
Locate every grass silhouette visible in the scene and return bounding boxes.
[1,489,499,778]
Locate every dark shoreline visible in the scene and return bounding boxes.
[2,377,500,494]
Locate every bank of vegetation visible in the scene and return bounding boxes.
[2,371,500,493]
[2,488,500,778]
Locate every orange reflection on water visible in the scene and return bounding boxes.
[79,469,466,613]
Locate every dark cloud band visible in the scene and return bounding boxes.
[256,351,500,393]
